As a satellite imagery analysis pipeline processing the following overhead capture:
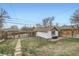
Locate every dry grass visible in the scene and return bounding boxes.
[21,37,79,56]
[0,39,17,56]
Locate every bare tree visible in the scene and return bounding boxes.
[10,25,18,31]
[55,23,59,27]
[70,9,79,26]
[10,25,18,39]
[70,9,79,38]
[0,8,9,28]
[0,8,9,40]
[21,26,32,31]
[36,24,42,27]
[43,16,54,27]
[21,26,27,31]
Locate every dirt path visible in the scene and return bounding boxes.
[14,39,22,56]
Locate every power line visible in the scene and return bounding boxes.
[4,21,25,25]
[4,21,32,27]
[3,4,79,27]
[6,18,30,26]
[53,5,79,25]
[7,17,25,21]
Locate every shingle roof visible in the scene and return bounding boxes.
[4,28,19,32]
[35,26,59,32]
[35,25,79,32]
[60,25,79,29]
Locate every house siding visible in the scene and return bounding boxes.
[36,31,52,39]
[60,29,79,38]
[36,30,59,39]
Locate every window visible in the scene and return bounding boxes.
[52,31,55,35]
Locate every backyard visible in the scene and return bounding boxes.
[0,39,17,56]
[21,37,79,56]
[0,37,79,56]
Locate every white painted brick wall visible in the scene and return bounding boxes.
[36,31,52,39]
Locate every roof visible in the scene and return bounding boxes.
[34,26,59,32]
[3,28,19,32]
[34,25,79,32]
[60,25,79,30]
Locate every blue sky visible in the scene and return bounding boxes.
[0,3,79,28]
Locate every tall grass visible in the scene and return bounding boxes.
[21,37,57,56]
[21,37,79,56]
[0,39,17,56]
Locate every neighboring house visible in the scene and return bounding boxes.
[35,27,59,39]
[4,28,19,39]
[35,25,79,39]
[3,27,36,39]
[59,25,79,38]
[2,25,79,39]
